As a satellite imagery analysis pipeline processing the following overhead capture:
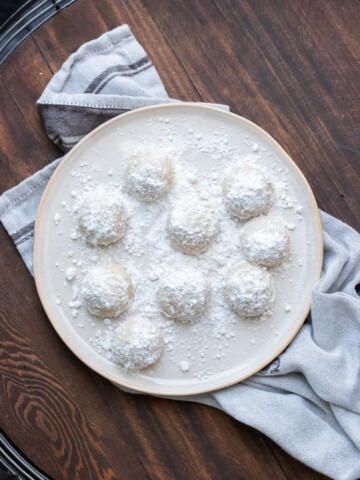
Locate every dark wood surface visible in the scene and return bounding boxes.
[0,0,359,478]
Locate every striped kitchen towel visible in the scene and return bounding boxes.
[0,24,226,273]
[37,25,178,152]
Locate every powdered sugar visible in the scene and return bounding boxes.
[158,268,210,323]
[179,360,190,372]
[54,212,61,225]
[65,267,76,281]
[124,145,173,202]
[112,317,164,371]
[223,162,274,220]
[241,216,291,268]
[81,264,133,317]
[77,185,127,246]
[46,111,315,383]
[168,198,218,255]
[225,262,273,317]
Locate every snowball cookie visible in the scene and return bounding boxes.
[124,146,174,202]
[111,317,164,371]
[225,261,273,317]
[81,264,133,318]
[78,186,127,246]
[222,164,274,220]
[168,200,218,255]
[241,216,290,268]
[157,268,210,323]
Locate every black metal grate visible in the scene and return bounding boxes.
[0,0,77,64]
[0,1,77,476]
[0,431,51,480]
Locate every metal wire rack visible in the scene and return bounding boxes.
[0,0,76,64]
[1,1,77,477]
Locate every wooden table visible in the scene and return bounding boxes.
[1,1,359,478]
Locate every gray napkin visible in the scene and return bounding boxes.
[0,25,359,480]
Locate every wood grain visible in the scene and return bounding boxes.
[1,0,359,478]
[140,0,360,230]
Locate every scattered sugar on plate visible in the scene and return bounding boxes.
[54,213,61,225]
[47,115,312,382]
[179,360,190,372]
[65,267,76,281]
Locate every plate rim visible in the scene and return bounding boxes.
[34,103,323,396]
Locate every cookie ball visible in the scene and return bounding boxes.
[158,268,210,323]
[125,146,173,202]
[112,317,164,371]
[223,164,273,220]
[78,186,127,246]
[81,264,133,318]
[168,200,218,255]
[225,261,273,317]
[241,216,290,268]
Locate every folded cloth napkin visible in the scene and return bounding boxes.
[0,25,359,480]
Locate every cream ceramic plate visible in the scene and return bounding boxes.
[34,104,322,396]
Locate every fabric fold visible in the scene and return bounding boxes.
[36,24,226,151]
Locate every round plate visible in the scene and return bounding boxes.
[34,104,323,396]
